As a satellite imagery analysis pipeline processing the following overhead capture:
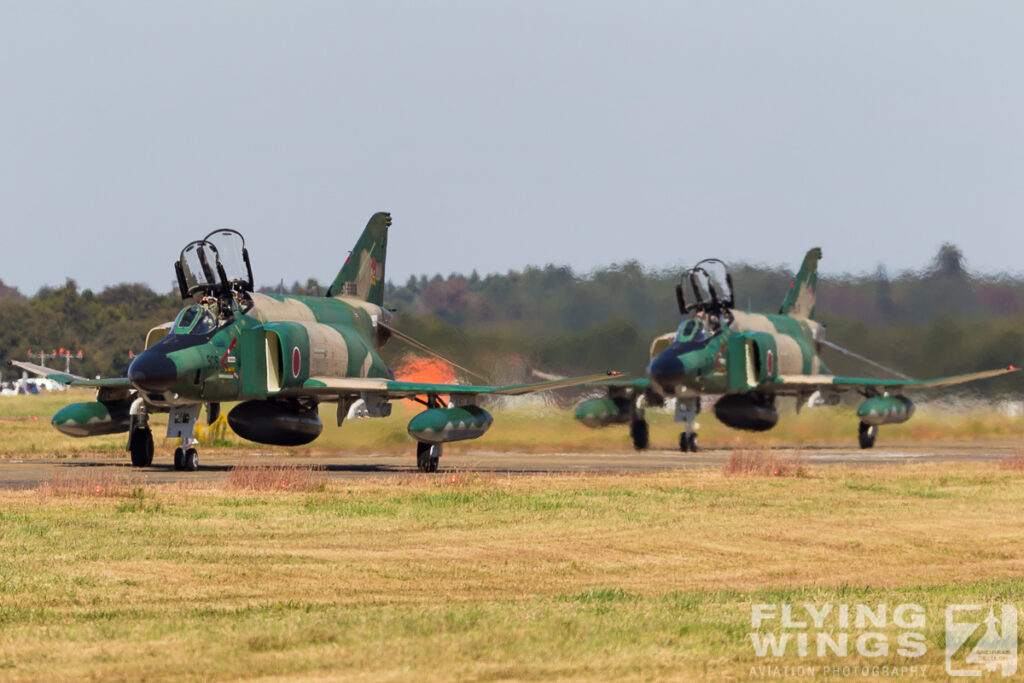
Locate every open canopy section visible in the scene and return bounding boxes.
[177,240,221,298]
[204,229,254,294]
[174,229,254,301]
[675,258,735,317]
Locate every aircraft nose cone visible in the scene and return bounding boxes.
[128,351,177,392]
[647,351,686,393]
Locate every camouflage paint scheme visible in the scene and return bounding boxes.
[577,248,1017,451]
[12,213,611,473]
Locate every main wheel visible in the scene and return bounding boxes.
[687,433,699,453]
[183,448,199,471]
[129,428,154,467]
[858,422,877,449]
[416,443,441,473]
[630,419,649,450]
[416,442,431,472]
[679,432,689,452]
[173,448,185,471]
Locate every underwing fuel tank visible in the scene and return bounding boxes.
[227,400,323,446]
[574,397,631,428]
[52,400,133,437]
[407,406,493,444]
[713,394,779,432]
[857,395,915,426]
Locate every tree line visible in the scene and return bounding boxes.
[1,244,1021,395]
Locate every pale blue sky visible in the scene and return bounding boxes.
[2,2,1022,294]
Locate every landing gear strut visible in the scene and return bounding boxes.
[676,397,700,452]
[858,421,877,449]
[416,442,441,473]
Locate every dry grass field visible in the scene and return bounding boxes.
[1,460,1024,680]
[2,391,1023,679]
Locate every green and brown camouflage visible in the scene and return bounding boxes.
[578,248,1017,451]
[12,213,612,473]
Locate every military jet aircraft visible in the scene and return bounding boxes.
[576,248,1017,451]
[12,213,611,473]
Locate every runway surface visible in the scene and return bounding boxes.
[0,440,1019,488]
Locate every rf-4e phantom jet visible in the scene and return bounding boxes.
[13,213,611,472]
[576,248,1017,451]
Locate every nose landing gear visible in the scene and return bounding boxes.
[676,397,700,452]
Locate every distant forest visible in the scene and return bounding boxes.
[1,243,1021,395]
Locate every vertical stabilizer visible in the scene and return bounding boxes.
[326,212,390,305]
[779,247,822,318]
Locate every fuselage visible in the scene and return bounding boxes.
[646,310,829,397]
[127,292,393,405]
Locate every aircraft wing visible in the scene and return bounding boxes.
[773,366,1018,391]
[584,376,651,389]
[292,372,622,399]
[8,360,133,388]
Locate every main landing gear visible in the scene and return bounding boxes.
[858,421,878,449]
[128,425,154,467]
[416,442,441,473]
[630,396,649,450]
[127,397,154,467]
[676,397,700,452]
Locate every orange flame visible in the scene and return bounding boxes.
[392,356,457,405]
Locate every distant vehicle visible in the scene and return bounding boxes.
[577,249,1017,451]
[12,213,610,472]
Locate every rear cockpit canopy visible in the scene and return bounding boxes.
[174,229,255,312]
[675,258,735,331]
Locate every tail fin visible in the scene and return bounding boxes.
[326,212,391,305]
[779,247,822,318]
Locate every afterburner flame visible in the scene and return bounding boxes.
[392,356,457,404]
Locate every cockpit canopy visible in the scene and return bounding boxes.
[172,305,218,336]
[175,229,254,301]
[675,318,713,344]
[676,258,734,316]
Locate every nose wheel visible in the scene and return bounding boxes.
[174,447,200,471]
[679,432,699,453]
[416,442,441,473]
[676,397,700,453]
